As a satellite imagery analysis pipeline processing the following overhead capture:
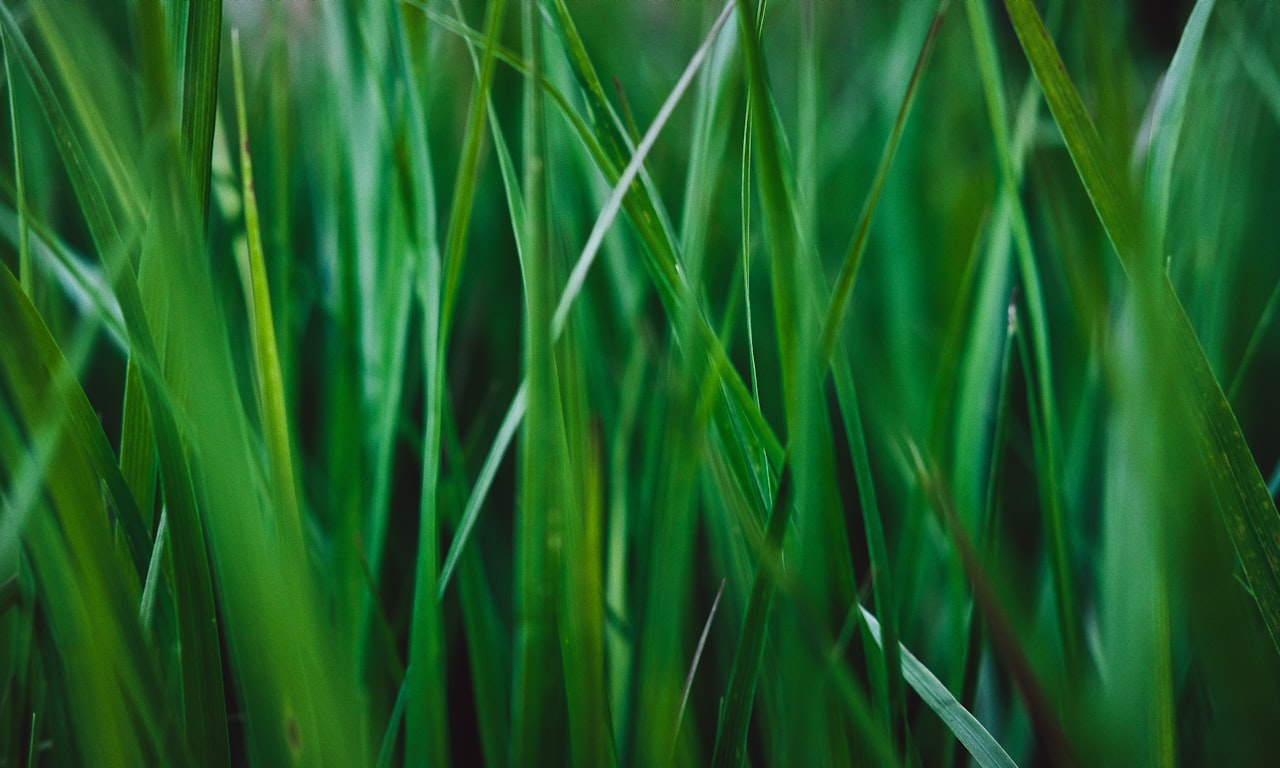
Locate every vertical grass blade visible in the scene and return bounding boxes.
[231,29,303,544]
[179,0,222,220]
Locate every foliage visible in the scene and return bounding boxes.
[2,0,1280,765]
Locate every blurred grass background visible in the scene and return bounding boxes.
[2,0,1280,765]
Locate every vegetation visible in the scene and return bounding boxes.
[2,0,1280,764]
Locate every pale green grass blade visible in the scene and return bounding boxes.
[674,577,726,755]
[232,29,303,544]
[375,677,409,768]
[859,605,1017,768]
[1002,0,1280,655]
[2,31,31,295]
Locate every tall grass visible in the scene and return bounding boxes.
[3,0,1280,765]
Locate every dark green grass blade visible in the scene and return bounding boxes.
[711,458,792,768]
[1003,0,1280,655]
[179,0,221,220]
[819,0,953,366]
[968,0,1081,674]
[831,351,902,737]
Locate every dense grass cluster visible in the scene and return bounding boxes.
[2,0,1280,765]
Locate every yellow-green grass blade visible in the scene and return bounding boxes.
[0,290,181,766]
[555,317,616,768]
[0,8,230,763]
[438,0,507,339]
[231,30,303,548]
[0,264,150,578]
[1002,0,1280,655]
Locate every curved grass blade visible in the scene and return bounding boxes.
[859,605,1017,768]
[1002,0,1280,656]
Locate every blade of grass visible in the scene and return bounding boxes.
[232,28,303,545]
[179,0,221,220]
[438,0,740,598]
[711,456,792,768]
[0,9,230,763]
[968,0,1082,675]
[0,264,151,578]
[859,605,1018,768]
[1002,0,1280,655]
[2,29,31,295]
[512,0,561,759]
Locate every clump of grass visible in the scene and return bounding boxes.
[3,0,1280,765]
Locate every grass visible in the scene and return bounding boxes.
[3,0,1280,765]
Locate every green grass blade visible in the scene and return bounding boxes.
[0,9,230,763]
[179,0,221,220]
[1002,0,1280,656]
[968,0,1081,673]
[437,0,739,598]
[0,264,150,578]
[512,0,561,760]
[231,29,303,545]
[1143,0,1216,261]
[819,0,953,366]
[2,30,31,295]
[711,457,791,768]
[859,605,1017,768]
